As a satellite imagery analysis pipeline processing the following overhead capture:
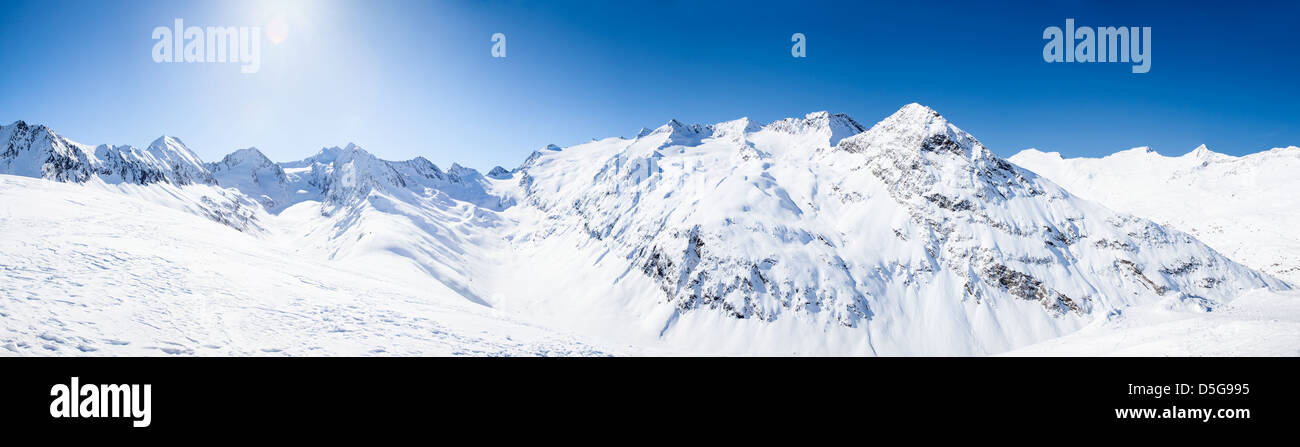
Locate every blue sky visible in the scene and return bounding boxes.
[1,0,1297,169]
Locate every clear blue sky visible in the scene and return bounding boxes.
[1,0,1297,169]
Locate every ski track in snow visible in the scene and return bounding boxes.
[0,175,615,356]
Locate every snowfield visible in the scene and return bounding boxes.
[1005,288,1300,356]
[1,105,1296,356]
[0,175,615,356]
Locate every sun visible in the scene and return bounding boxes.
[248,0,320,46]
[267,15,288,45]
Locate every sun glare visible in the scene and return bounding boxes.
[248,0,322,46]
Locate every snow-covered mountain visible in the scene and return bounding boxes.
[0,120,264,232]
[1,105,1293,356]
[270,143,508,211]
[490,104,1286,354]
[265,143,516,308]
[1010,145,1300,285]
[1,120,214,185]
[207,147,294,212]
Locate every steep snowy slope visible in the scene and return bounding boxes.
[482,104,1286,355]
[1010,145,1300,284]
[0,174,612,356]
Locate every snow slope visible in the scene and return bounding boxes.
[265,143,517,308]
[1005,288,1300,356]
[0,174,613,356]
[1010,145,1300,284]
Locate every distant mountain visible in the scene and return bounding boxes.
[1012,144,1300,284]
[271,143,508,211]
[207,147,292,211]
[0,120,214,185]
[0,120,263,232]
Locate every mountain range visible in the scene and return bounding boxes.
[1011,144,1300,285]
[1,104,1293,355]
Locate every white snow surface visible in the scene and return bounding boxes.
[1005,288,1300,356]
[0,175,615,356]
[1,106,1296,356]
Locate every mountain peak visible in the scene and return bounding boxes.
[235,146,264,156]
[864,103,950,139]
[1187,144,1216,158]
[660,119,709,134]
[651,119,713,147]
[1011,148,1063,161]
[805,111,832,120]
[217,147,274,167]
[487,166,512,179]
[0,120,56,138]
[837,103,982,160]
[879,103,945,127]
[448,163,483,179]
[712,117,761,137]
[664,117,710,131]
[759,111,865,146]
[798,110,860,126]
[308,143,374,164]
[1111,146,1157,158]
[144,134,209,173]
[149,135,188,149]
[1181,144,1234,165]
